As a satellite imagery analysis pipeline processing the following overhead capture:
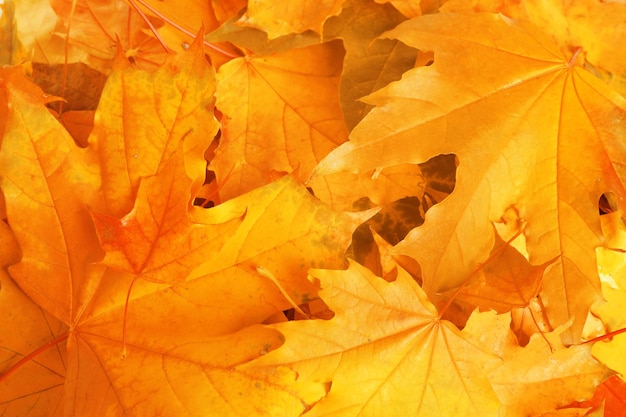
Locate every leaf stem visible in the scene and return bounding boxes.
[438,229,523,319]
[121,275,141,359]
[127,0,173,53]
[0,332,69,383]
[582,327,626,345]
[568,46,583,68]
[130,0,241,58]
[256,265,311,319]
[528,297,554,352]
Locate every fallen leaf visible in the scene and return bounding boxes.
[91,149,241,284]
[374,0,424,17]
[463,310,612,416]
[7,0,57,63]
[444,233,550,314]
[0,66,103,323]
[206,15,322,56]
[249,260,501,416]
[49,0,167,71]
[211,0,247,23]
[88,33,218,216]
[213,40,347,200]
[0,77,343,417]
[487,324,612,416]
[31,62,108,112]
[590,214,626,377]
[187,174,374,306]
[591,375,626,417]
[0,269,67,417]
[313,12,626,343]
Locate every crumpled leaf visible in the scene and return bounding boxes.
[89,33,218,216]
[249,260,501,416]
[213,40,347,200]
[313,12,626,343]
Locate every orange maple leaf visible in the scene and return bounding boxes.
[314,12,626,344]
[212,40,348,200]
[0,46,362,416]
[89,33,218,216]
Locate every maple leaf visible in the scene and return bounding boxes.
[0,270,67,416]
[444,233,552,314]
[212,40,348,200]
[0,66,103,324]
[443,0,626,94]
[3,1,626,415]
[2,0,57,65]
[249,261,502,416]
[126,0,242,66]
[57,173,359,416]
[374,0,424,17]
[313,12,626,344]
[211,0,247,22]
[47,0,166,71]
[587,375,626,417]
[88,33,218,216]
[0,44,363,416]
[187,174,374,306]
[91,149,240,284]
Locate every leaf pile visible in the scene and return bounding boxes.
[1,0,626,416]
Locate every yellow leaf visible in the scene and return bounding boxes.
[0,67,103,323]
[188,174,374,306]
[92,149,241,283]
[213,41,347,200]
[88,33,218,216]
[250,261,501,416]
[464,311,612,416]
[239,0,344,39]
[313,12,626,343]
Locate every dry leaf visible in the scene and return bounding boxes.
[313,12,626,343]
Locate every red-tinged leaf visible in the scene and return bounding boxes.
[92,150,242,283]
[88,32,219,216]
